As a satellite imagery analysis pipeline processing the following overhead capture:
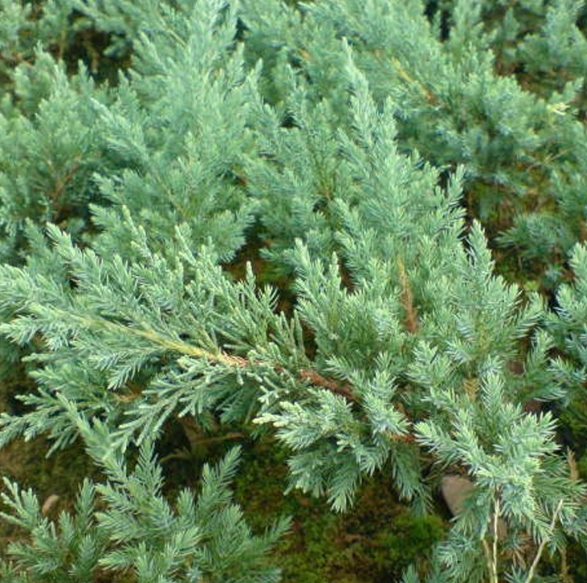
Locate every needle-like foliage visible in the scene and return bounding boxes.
[1,0,587,581]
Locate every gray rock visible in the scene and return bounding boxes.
[441,474,507,539]
[441,474,475,516]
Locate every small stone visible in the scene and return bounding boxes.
[441,475,507,539]
[441,475,474,516]
[41,494,60,516]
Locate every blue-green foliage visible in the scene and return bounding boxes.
[242,0,587,283]
[84,0,258,263]
[1,432,288,583]
[1,0,587,582]
[0,56,107,263]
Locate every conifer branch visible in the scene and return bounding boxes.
[523,499,564,583]
[298,370,357,402]
[482,540,493,583]
[398,258,419,334]
[482,497,500,583]
[390,57,438,105]
[48,159,80,209]
[491,498,500,583]
[57,310,419,445]
[61,310,357,401]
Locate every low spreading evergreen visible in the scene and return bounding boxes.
[1,1,587,581]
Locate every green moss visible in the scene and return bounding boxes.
[369,513,446,577]
[577,454,587,482]
[0,431,448,582]
[0,436,97,554]
[232,441,447,582]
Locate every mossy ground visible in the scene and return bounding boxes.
[0,412,446,582]
[0,436,97,543]
[231,441,446,583]
[151,421,448,582]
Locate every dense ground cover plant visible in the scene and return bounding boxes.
[1,1,587,582]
